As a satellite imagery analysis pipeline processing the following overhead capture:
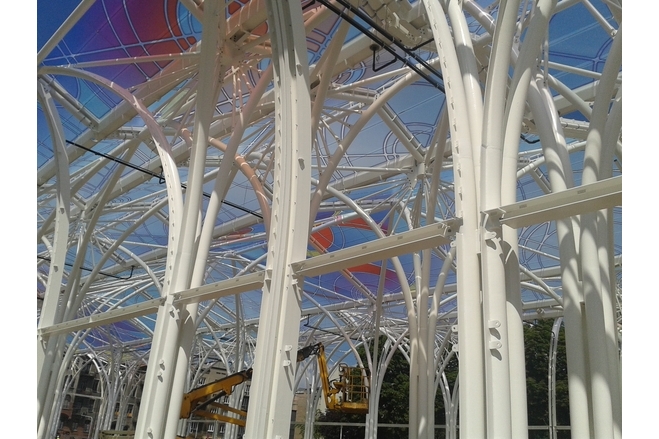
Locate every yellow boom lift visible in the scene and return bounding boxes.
[178,342,369,435]
[179,368,253,428]
[298,343,370,414]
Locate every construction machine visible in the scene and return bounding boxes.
[297,343,370,414]
[179,368,253,429]
[177,342,369,436]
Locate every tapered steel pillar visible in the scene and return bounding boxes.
[580,24,622,439]
[496,2,557,438]
[421,1,485,437]
[243,1,311,438]
[37,82,72,439]
[164,2,226,438]
[527,72,592,438]
[478,0,522,435]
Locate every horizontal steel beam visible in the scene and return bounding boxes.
[291,219,460,278]
[485,176,621,229]
[38,297,165,338]
[173,271,265,305]
[38,271,266,337]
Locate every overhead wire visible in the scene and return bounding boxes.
[65,139,263,219]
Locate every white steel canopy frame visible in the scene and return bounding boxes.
[37,1,622,438]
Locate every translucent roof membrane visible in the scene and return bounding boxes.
[37,0,620,387]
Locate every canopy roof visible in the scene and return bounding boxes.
[37,0,621,368]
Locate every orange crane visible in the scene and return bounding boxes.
[179,368,253,429]
[178,342,369,435]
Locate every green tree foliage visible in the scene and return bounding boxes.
[524,319,570,432]
[315,322,570,439]
[435,354,458,427]
[315,340,457,438]
[314,408,364,439]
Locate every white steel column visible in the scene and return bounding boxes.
[40,68,185,439]
[579,24,622,439]
[602,87,622,439]
[527,72,590,438]
[34,74,190,439]
[479,0,522,435]
[421,1,485,437]
[165,2,226,438]
[446,0,484,192]
[38,66,185,439]
[499,2,557,439]
[243,0,311,437]
[39,105,140,439]
[408,215,430,439]
[36,82,72,436]
[365,262,387,439]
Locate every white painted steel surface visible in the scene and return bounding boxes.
[36,1,622,438]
